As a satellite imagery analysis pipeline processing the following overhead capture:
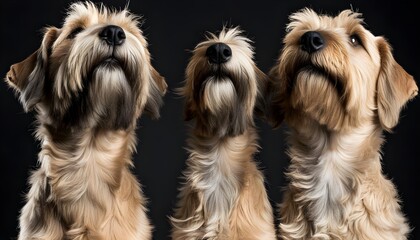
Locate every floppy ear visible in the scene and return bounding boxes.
[170,85,194,121]
[255,65,286,128]
[174,71,196,121]
[254,66,269,119]
[5,27,59,112]
[5,51,38,91]
[144,66,167,119]
[183,98,195,121]
[265,63,285,128]
[376,38,418,132]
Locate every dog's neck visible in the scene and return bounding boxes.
[287,121,384,223]
[37,125,136,201]
[186,128,258,233]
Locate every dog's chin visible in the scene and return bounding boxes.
[297,64,329,81]
[96,57,123,71]
[90,60,135,129]
[201,76,237,115]
[194,66,236,105]
[289,66,347,129]
[295,64,344,97]
[198,76,248,137]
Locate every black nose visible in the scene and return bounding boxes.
[300,31,324,53]
[99,25,126,46]
[206,43,232,64]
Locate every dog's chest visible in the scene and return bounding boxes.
[293,128,375,223]
[42,131,131,203]
[310,149,355,220]
[191,135,255,230]
[199,142,244,213]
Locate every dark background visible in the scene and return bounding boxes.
[0,1,418,239]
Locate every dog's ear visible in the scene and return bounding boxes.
[183,98,195,122]
[376,37,418,132]
[5,51,38,91]
[255,66,285,127]
[175,78,196,122]
[265,63,285,129]
[174,88,192,121]
[144,66,167,119]
[5,27,59,112]
[254,66,269,120]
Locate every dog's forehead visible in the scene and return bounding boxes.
[196,28,254,59]
[63,2,139,30]
[288,8,366,33]
[201,29,242,46]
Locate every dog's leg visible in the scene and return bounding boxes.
[351,164,411,239]
[63,168,152,240]
[229,162,277,240]
[109,169,152,240]
[278,190,312,240]
[171,187,206,240]
[18,169,64,240]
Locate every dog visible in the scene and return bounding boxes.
[267,8,418,239]
[5,2,167,239]
[169,27,277,240]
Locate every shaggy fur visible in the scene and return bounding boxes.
[170,27,277,240]
[268,8,418,240]
[5,2,167,240]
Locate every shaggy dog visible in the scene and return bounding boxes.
[5,2,167,239]
[170,27,277,240]
[268,8,418,240]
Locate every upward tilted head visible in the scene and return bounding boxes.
[6,1,167,131]
[269,8,417,132]
[180,27,268,137]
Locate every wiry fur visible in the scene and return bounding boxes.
[170,27,276,240]
[268,8,418,240]
[5,2,167,240]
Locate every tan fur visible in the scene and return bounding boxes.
[5,2,166,239]
[268,8,417,239]
[170,27,276,239]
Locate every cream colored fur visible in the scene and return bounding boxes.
[170,27,276,240]
[5,2,167,239]
[268,8,418,240]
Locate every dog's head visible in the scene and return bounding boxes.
[269,8,417,132]
[179,27,268,137]
[5,1,167,130]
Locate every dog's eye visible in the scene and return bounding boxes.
[68,27,84,39]
[350,34,362,46]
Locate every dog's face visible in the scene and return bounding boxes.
[269,8,417,131]
[5,1,167,130]
[180,27,268,137]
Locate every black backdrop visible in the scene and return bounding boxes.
[0,1,418,239]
